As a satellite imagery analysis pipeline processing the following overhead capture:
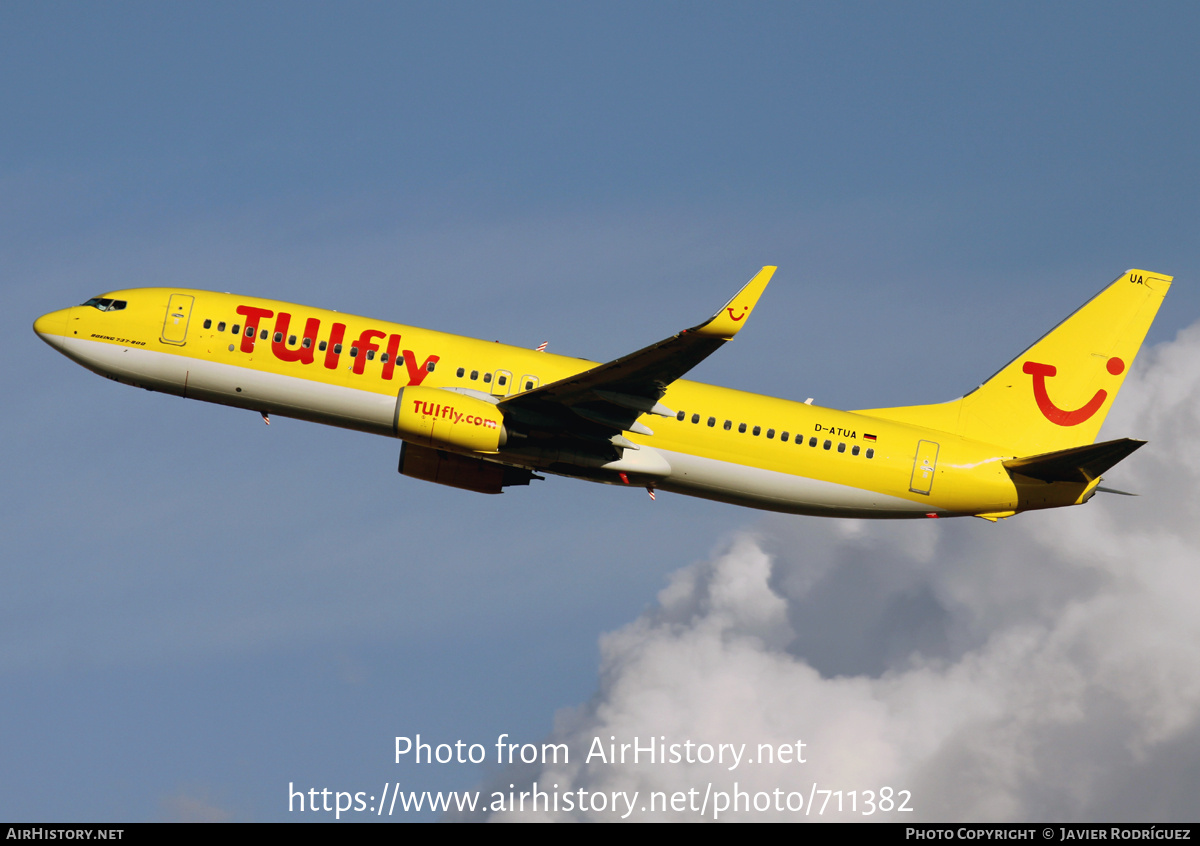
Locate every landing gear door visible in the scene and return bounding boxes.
[909,440,940,495]
[161,294,195,346]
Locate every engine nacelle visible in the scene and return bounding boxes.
[399,442,539,494]
[394,386,507,452]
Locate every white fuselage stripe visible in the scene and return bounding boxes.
[657,449,939,517]
[57,336,400,435]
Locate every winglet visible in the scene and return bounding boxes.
[692,266,776,339]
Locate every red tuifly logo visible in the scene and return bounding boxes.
[1023,357,1125,426]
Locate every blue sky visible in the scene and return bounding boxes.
[3,2,1199,821]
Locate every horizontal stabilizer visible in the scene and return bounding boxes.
[1095,485,1138,496]
[1003,438,1146,484]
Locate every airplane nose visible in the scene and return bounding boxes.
[33,308,70,350]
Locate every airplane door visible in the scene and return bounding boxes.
[909,440,940,495]
[160,294,195,345]
[491,370,512,397]
[518,374,540,393]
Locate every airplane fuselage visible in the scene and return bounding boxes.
[34,285,1095,520]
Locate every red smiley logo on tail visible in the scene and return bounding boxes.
[726,306,748,321]
[1022,357,1124,426]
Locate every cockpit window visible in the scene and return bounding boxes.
[81,297,127,312]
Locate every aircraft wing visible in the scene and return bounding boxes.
[498,267,775,446]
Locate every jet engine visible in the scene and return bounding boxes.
[394,386,508,452]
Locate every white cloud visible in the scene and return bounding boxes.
[158,788,234,822]
[464,325,1200,822]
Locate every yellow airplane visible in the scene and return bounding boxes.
[33,267,1170,520]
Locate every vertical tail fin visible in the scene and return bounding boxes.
[857,269,1172,454]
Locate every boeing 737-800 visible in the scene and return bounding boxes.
[33,267,1170,520]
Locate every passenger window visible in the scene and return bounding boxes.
[111,300,126,310]
[456,367,465,378]
[245,326,254,338]
[724,420,732,431]
[470,370,479,380]
[483,372,491,383]
[692,414,700,424]
[738,423,747,434]
[707,417,716,427]
[752,426,761,436]
[824,440,832,450]
[288,335,297,345]
[426,361,435,372]
[260,329,268,340]
[525,381,534,391]
[218,322,226,332]
[274,332,283,343]
[852,445,860,456]
[366,350,375,360]
[498,375,507,386]
[866,448,875,459]
[809,437,818,447]
[232,324,240,334]
[350,347,359,357]
[203,319,212,329]
[334,343,342,354]
[676,411,685,421]
[781,431,789,442]
[303,338,312,349]
[766,428,774,439]
[837,442,846,453]
[319,341,328,351]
